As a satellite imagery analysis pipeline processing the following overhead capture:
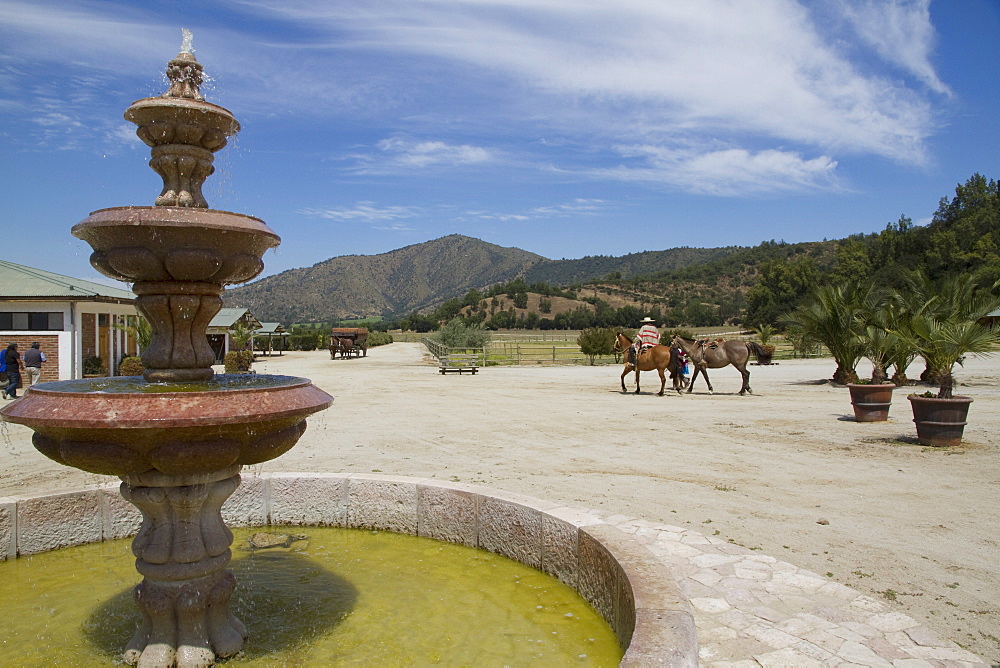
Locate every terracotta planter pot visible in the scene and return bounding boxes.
[847,383,895,422]
[908,395,973,447]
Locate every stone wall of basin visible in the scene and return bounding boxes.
[0,473,698,667]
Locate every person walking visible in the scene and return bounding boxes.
[23,341,46,386]
[2,343,24,399]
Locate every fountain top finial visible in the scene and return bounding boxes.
[164,28,205,100]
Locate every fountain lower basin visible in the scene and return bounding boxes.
[1,526,624,664]
[0,474,699,665]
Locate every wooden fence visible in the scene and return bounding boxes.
[417,329,824,365]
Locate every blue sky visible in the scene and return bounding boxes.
[3,0,998,284]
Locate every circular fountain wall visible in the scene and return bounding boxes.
[0,474,699,665]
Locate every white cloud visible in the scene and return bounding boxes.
[374,137,493,168]
[468,198,612,222]
[298,202,422,223]
[838,0,951,96]
[230,0,943,164]
[595,145,840,196]
[3,0,951,192]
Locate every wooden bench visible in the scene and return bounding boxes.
[439,353,481,374]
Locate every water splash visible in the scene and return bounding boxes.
[180,28,194,55]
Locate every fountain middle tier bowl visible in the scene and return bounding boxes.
[0,375,332,478]
[73,206,280,285]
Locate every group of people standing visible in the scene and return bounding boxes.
[2,342,46,400]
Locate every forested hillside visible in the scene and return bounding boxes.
[229,174,999,331]
[524,246,742,285]
[743,173,1000,327]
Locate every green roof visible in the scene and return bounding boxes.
[0,260,133,301]
[254,322,287,335]
[209,307,259,329]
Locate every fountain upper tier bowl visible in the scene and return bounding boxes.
[74,206,279,285]
[125,96,239,152]
[2,375,333,479]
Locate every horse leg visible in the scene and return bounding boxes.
[701,367,714,394]
[620,366,629,393]
[738,363,751,395]
[634,368,641,394]
[657,368,666,396]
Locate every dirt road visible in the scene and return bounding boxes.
[2,343,997,661]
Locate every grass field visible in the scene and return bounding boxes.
[406,328,818,366]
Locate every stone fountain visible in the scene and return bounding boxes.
[1,31,332,667]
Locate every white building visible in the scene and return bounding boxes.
[0,260,138,380]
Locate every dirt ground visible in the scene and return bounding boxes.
[2,343,998,663]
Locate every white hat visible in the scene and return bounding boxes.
[640,317,656,323]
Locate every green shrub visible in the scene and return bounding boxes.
[83,356,105,375]
[367,331,393,347]
[224,350,254,373]
[118,356,144,376]
[289,334,319,351]
[577,327,617,365]
[431,318,491,349]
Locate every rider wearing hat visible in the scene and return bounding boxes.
[630,316,660,365]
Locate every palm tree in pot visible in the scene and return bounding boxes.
[785,281,869,385]
[904,273,1000,446]
[847,289,898,421]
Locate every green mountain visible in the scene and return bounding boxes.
[225,235,547,323]
[524,246,741,285]
[225,174,1000,326]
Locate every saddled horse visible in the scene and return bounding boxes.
[613,333,682,396]
[671,335,772,395]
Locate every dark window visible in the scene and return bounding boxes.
[98,314,109,327]
[0,312,64,331]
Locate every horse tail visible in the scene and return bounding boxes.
[746,341,772,365]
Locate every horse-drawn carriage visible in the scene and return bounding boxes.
[329,327,369,359]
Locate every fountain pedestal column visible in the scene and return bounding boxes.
[120,467,245,667]
[0,34,333,668]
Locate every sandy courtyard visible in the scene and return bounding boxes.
[2,342,998,663]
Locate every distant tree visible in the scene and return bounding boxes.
[745,256,819,328]
[404,313,437,332]
[577,327,616,365]
[433,318,492,349]
[831,239,872,284]
[462,289,484,307]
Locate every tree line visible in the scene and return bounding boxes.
[295,173,998,334]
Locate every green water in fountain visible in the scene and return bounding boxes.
[0,527,623,665]
[34,374,303,394]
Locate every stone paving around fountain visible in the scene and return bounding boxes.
[604,515,986,666]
